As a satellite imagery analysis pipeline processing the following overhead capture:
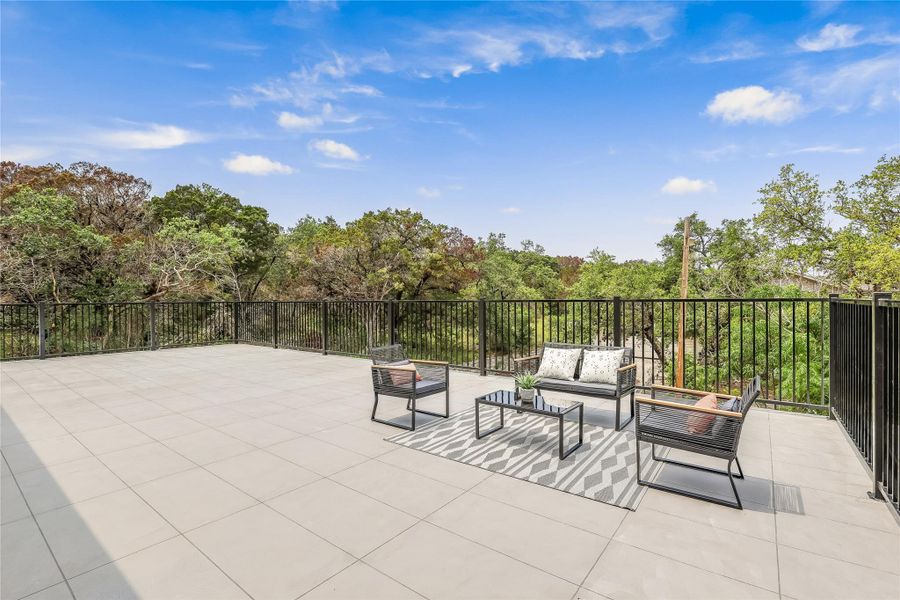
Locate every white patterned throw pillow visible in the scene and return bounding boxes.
[535,347,582,381]
[579,349,625,384]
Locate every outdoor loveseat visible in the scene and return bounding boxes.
[634,375,761,509]
[513,342,638,430]
[369,344,450,431]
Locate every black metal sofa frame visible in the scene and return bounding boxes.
[512,342,638,431]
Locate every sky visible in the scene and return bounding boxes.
[2,1,898,260]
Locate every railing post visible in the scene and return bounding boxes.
[232,302,240,343]
[272,301,279,348]
[387,300,398,345]
[149,302,157,351]
[613,296,622,347]
[828,293,839,420]
[321,301,329,355]
[478,299,487,376]
[870,292,890,500]
[37,302,47,359]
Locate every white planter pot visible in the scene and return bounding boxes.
[519,388,535,403]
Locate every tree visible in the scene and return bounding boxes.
[464,234,562,299]
[705,219,773,296]
[148,184,280,300]
[0,161,151,234]
[0,188,110,302]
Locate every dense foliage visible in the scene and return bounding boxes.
[1,156,897,304]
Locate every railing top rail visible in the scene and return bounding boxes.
[623,297,829,303]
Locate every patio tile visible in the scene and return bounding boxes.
[776,512,900,574]
[470,473,626,538]
[332,460,464,518]
[218,418,300,447]
[778,545,900,600]
[134,467,255,531]
[582,541,778,600]
[773,460,871,497]
[268,436,370,476]
[73,423,154,455]
[262,410,343,434]
[129,413,209,440]
[2,435,91,474]
[17,456,126,514]
[376,446,492,490]
[206,449,320,500]
[268,478,417,557]
[1,518,63,600]
[310,423,397,457]
[187,504,355,600]
[163,428,254,465]
[427,492,610,584]
[36,488,177,578]
[22,582,74,600]
[791,485,899,532]
[52,408,122,433]
[181,406,249,428]
[639,487,776,542]
[613,508,779,591]
[1,474,31,524]
[68,536,249,600]
[1,414,68,446]
[103,400,172,423]
[98,442,195,486]
[302,562,424,599]
[365,522,577,599]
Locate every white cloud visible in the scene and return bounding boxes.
[706,85,804,124]
[0,145,54,162]
[184,62,212,70]
[309,139,363,161]
[416,186,441,198]
[661,177,717,195]
[697,144,740,161]
[452,64,472,78]
[797,23,863,52]
[95,123,204,149]
[692,40,763,64]
[791,145,864,155]
[791,53,899,113]
[501,206,521,214]
[223,153,293,175]
[277,111,324,130]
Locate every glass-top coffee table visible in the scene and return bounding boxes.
[474,390,584,459]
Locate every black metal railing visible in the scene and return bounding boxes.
[830,293,899,516]
[0,297,830,411]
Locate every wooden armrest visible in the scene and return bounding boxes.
[409,359,448,366]
[512,354,541,363]
[651,384,736,401]
[617,363,637,372]
[371,364,416,372]
[635,394,743,418]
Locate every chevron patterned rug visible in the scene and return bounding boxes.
[387,407,665,511]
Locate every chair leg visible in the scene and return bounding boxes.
[615,393,635,431]
[371,392,379,421]
[371,391,416,431]
[410,395,416,431]
[642,444,744,509]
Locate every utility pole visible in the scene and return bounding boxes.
[676,216,691,388]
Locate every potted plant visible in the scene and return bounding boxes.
[515,372,541,403]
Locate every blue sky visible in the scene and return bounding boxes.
[2,1,898,260]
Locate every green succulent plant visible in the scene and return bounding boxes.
[514,372,541,389]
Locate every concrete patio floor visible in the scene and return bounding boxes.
[1,344,898,600]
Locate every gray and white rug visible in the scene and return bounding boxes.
[387,407,665,510]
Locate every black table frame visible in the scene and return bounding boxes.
[474,391,584,459]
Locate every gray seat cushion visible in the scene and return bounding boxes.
[391,379,445,395]
[538,378,618,397]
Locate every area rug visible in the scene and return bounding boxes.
[386,407,665,510]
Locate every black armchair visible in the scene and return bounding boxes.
[634,376,761,509]
[369,344,450,431]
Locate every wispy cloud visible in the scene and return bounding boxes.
[501,206,521,214]
[416,186,441,198]
[706,85,804,124]
[93,123,204,149]
[797,23,863,52]
[661,177,717,195]
[766,145,865,157]
[790,53,900,112]
[223,153,293,175]
[184,62,212,70]
[309,139,364,161]
[692,40,763,64]
[0,145,54,162]
[211,40,266,56]
[696,144,740,161]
